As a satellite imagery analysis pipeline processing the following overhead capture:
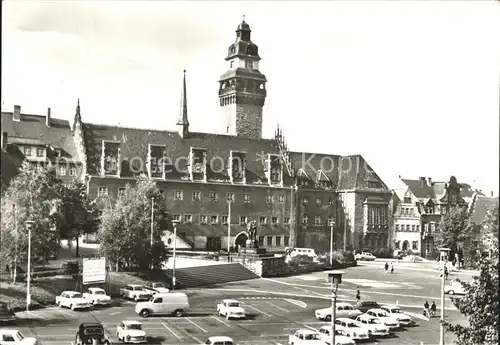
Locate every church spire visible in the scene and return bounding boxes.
[72,98,82,132]
[176,70,189,138]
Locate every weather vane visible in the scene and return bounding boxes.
[243,14,245,21]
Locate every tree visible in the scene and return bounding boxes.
[97,175,169,271]
[479,201,499,256]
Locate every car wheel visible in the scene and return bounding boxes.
[140,309,151,318]
[134,295,139,302]
[325,315,332,322]
[226,313,230,320]
[57,301,61,307]
[448,290,454,295]
[121,293,126,299]
[70,304,75,311]
[174,309,184,317]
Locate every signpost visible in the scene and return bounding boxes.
[82,257,106,285]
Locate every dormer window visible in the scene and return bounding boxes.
[316,170,332,188]
[302,197,309,205]
[245,59,253,69]
[54,149,61,157]
[148,144,166,179]
[23,147,31,156]
[36,148,45,157]
[229,151,246,184]
[190,148,207,182]
[265,154,283,186]
[101,141,121,176]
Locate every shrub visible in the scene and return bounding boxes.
[288,255,314,266]
[373,247,393,259]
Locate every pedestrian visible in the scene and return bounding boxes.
[384,262,389,273]
[356,286,360,302]
[444,265,449,280]
[390,262,394,274]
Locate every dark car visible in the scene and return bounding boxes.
[355,301,381,313]
[74,322,110,345]
[0,301,16,323]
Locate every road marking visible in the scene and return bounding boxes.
[405,310,429,321]
[186,317,208,332]
[244,304,273,317]
[266,301,289,312]
[210,315,231,327]
[161,322,182,339]
[27,311,46,320]
[283,298,307,309]
[108,311,121,316]
[56,308,77,316]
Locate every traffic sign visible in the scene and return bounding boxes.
[82,257,106,285]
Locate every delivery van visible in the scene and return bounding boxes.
[134,292,189,317]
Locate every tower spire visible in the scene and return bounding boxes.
[177,70,189,138]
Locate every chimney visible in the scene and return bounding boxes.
[1,132,7,150]
[491,191,494,197]
[13,105,21,122]
[46,108,51,127]
[419,177,426,187]
[426,177,432,186]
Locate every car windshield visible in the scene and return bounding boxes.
[227,302,240,307]
[126,324,142,330]
[15,332,25,341]
[304,334,320,340]
[391,308,403,313]
[71,293,83,298]
[94,291,106,295]
[379,311,389,317]
[134,287,144,291]
[347,322,359,328]
[368,318,381,324]
[154,283,165,288]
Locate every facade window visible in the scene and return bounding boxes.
[442,206,447,214]
[284,236,290,247]
[54,149,61,157]
[266,195,273,203]
[329,198,334,206]
[412,241,418,250]
[316,198,322,207]
[239,216,248,225]
[426,207,433,214]
[275,236,281,246]
[270,166,280,182]
[416,225,420,232]
[301,215,308,225]
[267,236,273,247]
[244,194,250,203]
[210,192,218,203]
[69,167,77,176]
[221,215,228,224]
[58,165,67,176]
[210,215,218,224]
[424,223,429,232]
[396,224,400,232]
[172,214,181,221]
[192,191,201,201]
[271,216,279,225]
[406,224,410,231]
[36,148,44,157]
[245,59,254,69]
[97,186,108,197]
[258,236,264,247]
[200,215,207,224]
[395,241,401,249]
[104,157,117,171]
[226,192,235,203]
[404,197,412,203]
[174,190,183,200]
[184,214,193,223]
[411,225,416,232]
[23,147,32,156]
[118,187,126,196]
[259,216,267,225]
[284,216,290,225]
[302,197,309,205]
[278,195,285,204]
[327,216,335,226]
[314,216,322,226]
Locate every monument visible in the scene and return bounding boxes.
[239,220,269,256]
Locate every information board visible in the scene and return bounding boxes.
[82,257,106,285]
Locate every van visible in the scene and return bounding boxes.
[134,292,189,318]
[290,247,318,259]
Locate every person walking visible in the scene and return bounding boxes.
[384,262,389,273]
[444,265,449,280]
[430,301,437,317]
[423,300,430,318]
[390,262,394,274]
[355,287,361,302]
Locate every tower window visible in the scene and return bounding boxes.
[230,61,234,68]
[245,60,253,69]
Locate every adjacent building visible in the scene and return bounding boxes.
[1,20,393,253]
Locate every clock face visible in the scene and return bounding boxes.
[193,163,204,173]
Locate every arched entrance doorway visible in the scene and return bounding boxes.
[234,232,248,248]
[402,240,410,251]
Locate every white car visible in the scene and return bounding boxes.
[143,282,169,295]
[205,336,235,345]
[116,320,147,344]
[355,314,392,337]
[318,326,355,345]
[216,299,246,320]
[83,287,112,306]
[120,284,151,301]
[315,302,363,321]
[444,281,466,295]
[334,317,370,341]
[0,330,37,345]
[288,329,325,344]
[355,252,376,261]
[365,309,400,329]
[55,291,90,310]
[380,305,414,326]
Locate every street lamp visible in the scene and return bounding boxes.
[439,247,451,345]
[171,220,179,291]
[24,220,35,312]
[329,221,336,266]
[327,271,343,345]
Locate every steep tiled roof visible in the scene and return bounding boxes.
[471,195,498,226]
[460,184,484,199]
[401,179,435,199]
[1,111,80,162]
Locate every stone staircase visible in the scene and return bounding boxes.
[162,263,259,289]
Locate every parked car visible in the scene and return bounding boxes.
[83,287,111,306]
[74,322,110,345]
[0,330,37,345]
[355,252,376,261]
[355,314,392,337]
[116,320,147,344]
[290,248,318,259]
[0,302,16,324]
[120,284,151,301]
[364,309,400,329]
[380,305,414,326]
[55,291,90,311]
[205,336,235,345]
[135,292,189,318]
[314,302,363,321]
[143,282,169,295]
[444,281,466,295]
[317,326,355,345]
[354,301,381,313]
[217,299,246,320]
[288,329,324,344]
[334,317,370,341]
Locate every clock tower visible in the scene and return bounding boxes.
[219,20,267,139]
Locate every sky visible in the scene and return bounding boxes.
[2,1,499,195]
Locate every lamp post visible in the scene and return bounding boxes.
[327,271,343,345]
[227,200,232,262]
[171,220,179,291]
[150,197,155,246]
[329,221,336,266]
[25,220,35,311]
[439,247,451,345]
